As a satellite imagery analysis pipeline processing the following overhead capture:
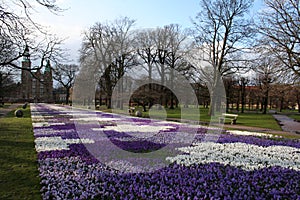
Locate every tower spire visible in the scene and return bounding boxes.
[23,45,30,61]
[44,60,51,73]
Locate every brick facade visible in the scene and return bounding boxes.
[21,46,53,103]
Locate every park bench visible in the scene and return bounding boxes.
[219,113,238,125]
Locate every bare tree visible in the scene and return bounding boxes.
[53,64,79,104]
[79,17,136,109]
[133,25,195,110]
[0,0,65,71]
[192,0,255,115]
[292,84,300,113]
[133,29,158,109]
[238,76,250,113]
[135,28,157,84]
[154,26,170,89]
[164,24,193,109]
[223,75,237,112]
[254,53,278,114]
[0,69,15,104]
[150,24,193,108]
[259,0,300,79]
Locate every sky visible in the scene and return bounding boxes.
[30,0,264,64]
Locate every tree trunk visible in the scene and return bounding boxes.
[208,90,216,116]
[99,95,102,106]
[241,95,245,113]
[226,98,229,113]
[107,97,112,109]
[263,99,267,114]
[170,93,175,109]
[65,87,70,105]
[236,96,240,112]
[142,104,147,112]
[280,96,284,112]
[263,90,268,114]
[241,85,246,113]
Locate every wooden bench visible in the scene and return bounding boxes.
[219,113,238,125]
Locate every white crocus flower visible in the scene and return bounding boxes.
[35,137,69,152]
[167,142,300,171]
[92,124,174,133]
[32,122,65,128]
[35,137,95,152]
[228,130,282,138]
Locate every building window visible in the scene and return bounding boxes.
[40,84,44,96]
[32,79,36,94]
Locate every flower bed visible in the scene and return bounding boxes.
[31,103,300,199]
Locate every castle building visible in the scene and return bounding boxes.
[21,46,53,103]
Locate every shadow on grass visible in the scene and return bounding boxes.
[0,106,41,200]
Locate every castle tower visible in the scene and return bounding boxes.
[43,60,53,103]
[21,45,32,101]
[32,69,41,102]
[20,46,54,103]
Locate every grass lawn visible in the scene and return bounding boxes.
[132,106,282,131]
[0,106,41,199]
[0,104,10,108]
[234,112,282,130]
[287,113,300,121]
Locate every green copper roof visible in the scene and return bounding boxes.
[44,60,51,73]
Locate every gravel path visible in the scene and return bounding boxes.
[273,114,300,134]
